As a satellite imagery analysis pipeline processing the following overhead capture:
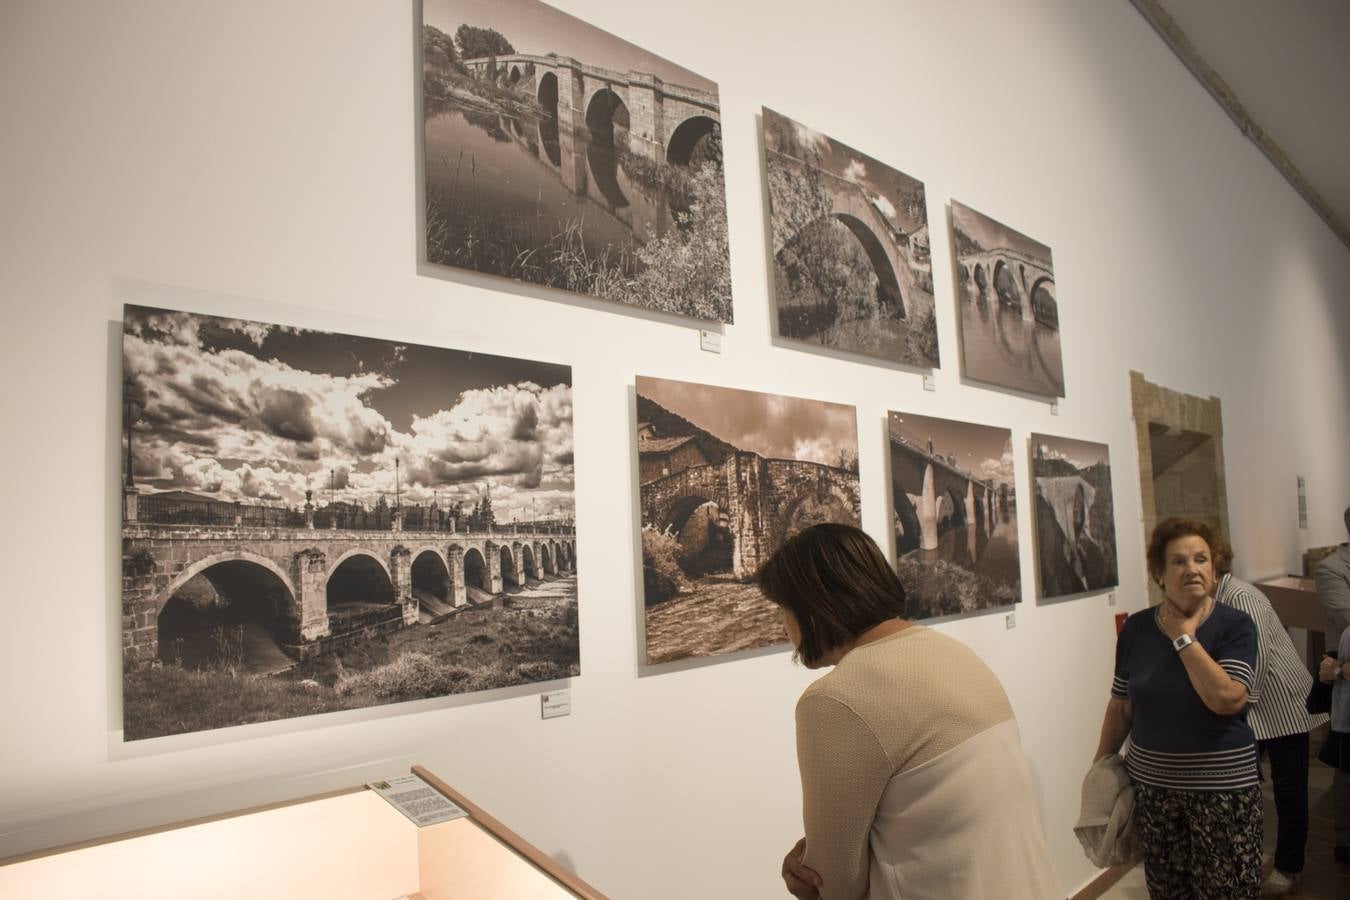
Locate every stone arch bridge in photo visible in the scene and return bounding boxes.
[463,53,720,166]
[959,247,1057,328]
[641,452,860,578]
[889,435,1000,551]
[122,522,575,667]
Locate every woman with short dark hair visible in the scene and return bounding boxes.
[1093,517,1261,898]
[759,523,1057,900]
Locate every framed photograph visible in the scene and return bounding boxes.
[887,411,1020,619]
[636,376,861,663]
[951,201,1063,397]
[120,305,578,739]
[1030,433,1119,599]
[763,108,937,368]
[422,0,732,322]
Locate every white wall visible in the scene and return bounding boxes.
[2,0,1348,896]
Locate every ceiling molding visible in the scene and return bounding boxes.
[1129,0,1350,253]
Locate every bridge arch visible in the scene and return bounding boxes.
[326,551,395,609]
[537,71,559,117]
[993,259,1021,310]
[462,546,490,592]
[520,543,538,580]
[893,488,923,554]
[1029,276,1058,328]
[410,548,451,602]
[973,262,988,296]
[540,543,555,575]
[585,86,629,147]
[666,115,718,166]
[151,550,296,616]
[154,553,298,669]
[508,64,522,84]
[499,544,519,587]
[834,214,905,317]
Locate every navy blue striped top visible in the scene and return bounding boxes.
[1111,602,1259,791]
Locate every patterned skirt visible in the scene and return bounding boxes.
[1133,782,1263,900]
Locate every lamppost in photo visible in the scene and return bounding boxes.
[121,375,144,521]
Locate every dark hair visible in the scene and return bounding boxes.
[1146,517,1218,583]
[755,523,906,666]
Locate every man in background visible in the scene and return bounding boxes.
[1315,505,1350,867]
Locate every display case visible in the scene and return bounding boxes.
[0,765,606,899]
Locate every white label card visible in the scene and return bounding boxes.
[1108,592,1117,606]
[699,330,722,354]
[541,688,572,719]
[1050,400,1059,416]
[922,373,935,392]
[1005,613,1016,630]
[368,774,468,827]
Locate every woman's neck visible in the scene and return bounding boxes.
[824,618,914,666]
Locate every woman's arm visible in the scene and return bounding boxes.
[1175,643,1249,715]
[1093,696,1132,762]
[795,692,891,900]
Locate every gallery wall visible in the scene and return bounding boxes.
[2,0,1348,896]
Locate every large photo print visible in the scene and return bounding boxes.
[763,108,937,368]
[636,377,861,664]
[952,201,1063,397]
[120,305,578,740]
[887,411,1020,619]
[423,0,732,322]
[1031,433,1118,599]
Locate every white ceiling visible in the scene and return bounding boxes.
[1154,0,1350,244]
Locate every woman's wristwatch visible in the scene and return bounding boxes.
[1172,634,1194,652]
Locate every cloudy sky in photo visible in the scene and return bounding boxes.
[1032,433,1110,470]
[122,306,574,521]
[637,376,857,466]
[951,200,1052,264]
[424,0,715,92]
[763,107,927,235]
[888,411,1015,487]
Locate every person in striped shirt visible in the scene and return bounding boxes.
[1212,537,1328,896]
[1094,517,1262,898]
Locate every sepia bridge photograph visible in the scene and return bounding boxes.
[887,410,1021,619]
[422,0,732,322]
[635,376,861,665]
[120,305,579,740]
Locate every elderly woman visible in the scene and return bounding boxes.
[759,523,1057,900]
[1093,518,1261,898]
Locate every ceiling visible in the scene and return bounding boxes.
[1138,0,1350,250]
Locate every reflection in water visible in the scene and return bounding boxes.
[961,294,1064,396]
[903,514,1019,585]
[425,99,675,265]
[586,140,629,210]
[540,114,561,167]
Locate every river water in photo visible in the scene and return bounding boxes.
[901,512,1020,585]
[959,296,1064,396]
[425,100,676,265]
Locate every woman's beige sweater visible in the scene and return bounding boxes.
[796,625,1058,899]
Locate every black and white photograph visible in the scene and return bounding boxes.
[636,376,861,664]
[120,305,578,740]
[1030,433,1118,599]
[422,0,732,322]
[887,411,1020,619]
[951,201,1063,397]
[764,108,938,367]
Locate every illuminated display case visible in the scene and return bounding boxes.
[0,766,606,900]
